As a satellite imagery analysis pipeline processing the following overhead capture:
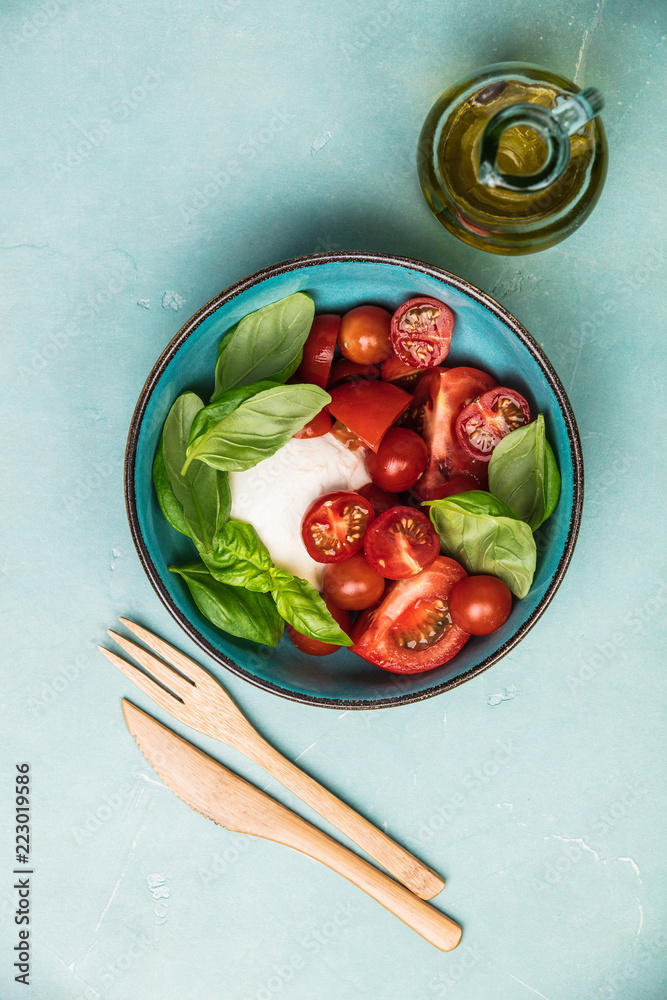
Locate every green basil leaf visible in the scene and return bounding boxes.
[202,520,275,592]
[169,562,284,647]
[188,381,280,452]
[543,439,561,523]
[152,435,189,536]
[161,393,231,553]
[271,571,353,646]
[431,490,518,520]
[182,383,330,474]
[427,499,536,598]
[488,415,561,531]
[212,293,315,399]
[270,347,304,385]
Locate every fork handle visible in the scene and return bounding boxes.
[252,791,461,952]
[240,732,445,900]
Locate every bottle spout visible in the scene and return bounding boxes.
[478,88,604,193]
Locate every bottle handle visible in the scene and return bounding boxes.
[478,88,604,192]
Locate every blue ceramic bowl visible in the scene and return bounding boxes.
[125,252,583,708]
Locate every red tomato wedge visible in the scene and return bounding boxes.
[296,314,340,388]
[329,419,365,451]
[390,297,454,369]
[364,506,439,580]
[293,408,332,439]
[327,381,412,452]
[380,355,423,389]
[404,367,497,499]
[351,556,470,673]
[327,359,380,389]
[301,490,374,563]
[424,474,482,500]
[455,386,531,461]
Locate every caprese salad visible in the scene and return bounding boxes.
[154,292,560,674]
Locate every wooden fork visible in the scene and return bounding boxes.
[99,618,444,900]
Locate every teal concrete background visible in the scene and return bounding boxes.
[1,1,665,998]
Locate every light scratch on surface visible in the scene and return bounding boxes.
[310,130,332,156]
[48,945,103,998]
[574,0,608,84]
[94,825,145,933]
[548,834,600,861]
[617,856,642,882]
[94,876,122,933]
[139,771,169,790]
[294,740,319,762]
[506,972,553,1000]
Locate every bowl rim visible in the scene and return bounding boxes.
[125,250,584,709]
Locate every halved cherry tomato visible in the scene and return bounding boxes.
[287,598,351,656]
[455,386,531,461]
[424,474,481,500]
[390,297,454,369]
[327,359,380,389]
[327,381,412,452]
[338,305,393,365]
[322,552,385,611]
[296,314,340,388]
[301,490,374,563]
[449,575,512,635]
[364,506,439,580]
[380,355,423,389]
[365,427,429,493]
[357,482,401,516]
[294,408,332,439]
[351,556,470,673]
[404,367,497,499]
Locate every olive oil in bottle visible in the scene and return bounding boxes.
[417,63,607,254]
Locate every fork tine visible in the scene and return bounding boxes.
[118,618,210,687]
[98,646,185,712]
[107,631,194,701]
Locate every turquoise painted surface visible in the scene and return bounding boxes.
[1,1,665,998]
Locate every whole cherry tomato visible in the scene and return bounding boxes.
[338,305,393,365]
[322,553,385,611]
[448,575,512,635]
[357,482,400,516]
[287,598,351,655]
[366,427,429,493]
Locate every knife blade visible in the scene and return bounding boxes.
[122,700,461,952]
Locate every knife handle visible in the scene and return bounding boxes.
[251,790,461,953]
[240,732,445,902]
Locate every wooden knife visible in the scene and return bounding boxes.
[122,700,462,952]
